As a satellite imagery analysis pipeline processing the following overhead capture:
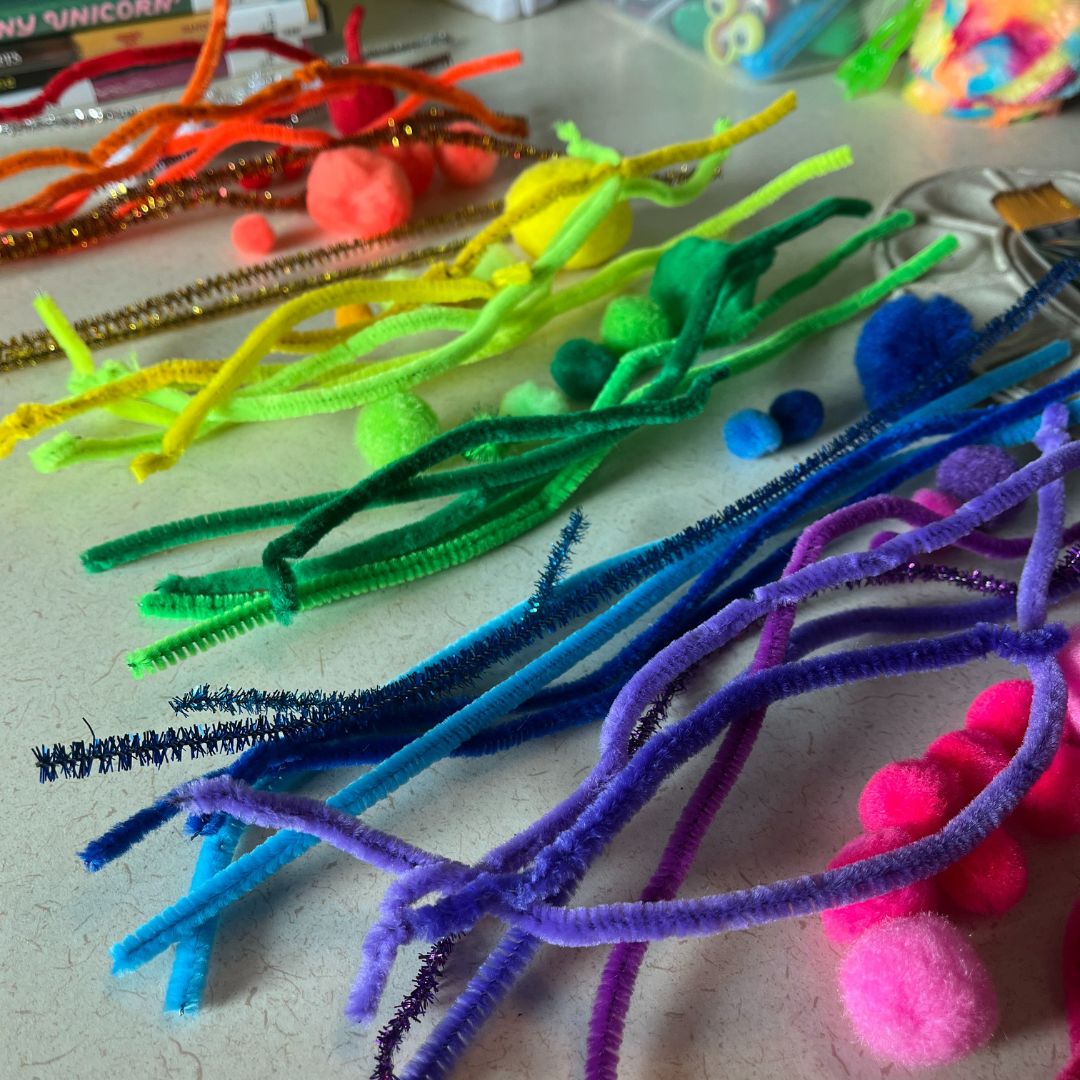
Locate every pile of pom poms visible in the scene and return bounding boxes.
[230,126,501,258]
[824,635,1080,1070]
[723,389,825,460]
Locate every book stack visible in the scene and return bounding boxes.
[0,0,329,108]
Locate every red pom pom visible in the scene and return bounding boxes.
[328,84,396,138]
[306,147,412,239]
[965,680,1033,752]
[230,213,276,256]
[434,122,498,187]
[238,146,307,191]
[937,828,1027,916]
[1017,741,1080,836]
[377,141,435,198]
[821,827,937,944]
[858,758,962,836]
[925,729,1011,799]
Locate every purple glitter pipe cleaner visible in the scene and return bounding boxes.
[585,404,1072,1078]
[359,435,1074,987]
[179,423,1076,1075]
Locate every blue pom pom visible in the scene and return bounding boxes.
[724,408,782,460]
[769,389,824,444]
[854,294,975,414]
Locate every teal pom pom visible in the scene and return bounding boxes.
[355,392,440,469]
[551,338,618,401]
[600,295,674,355]
[724,408,782,460]
[769,389,824,444]
[500,380,569,417]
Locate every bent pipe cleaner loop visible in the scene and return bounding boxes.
[49,328,1080,784]
[106,428,1079,978]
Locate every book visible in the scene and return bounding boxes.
[0,0,321,43]
[0,1,325,105]
[73,2,320,58]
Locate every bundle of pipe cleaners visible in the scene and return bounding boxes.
[0,1,524,235]
[34,247,1080,1075]
[4,94,985,680]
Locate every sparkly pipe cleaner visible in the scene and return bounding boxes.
[97,413,1075,1077]
[56,263,1080,1045]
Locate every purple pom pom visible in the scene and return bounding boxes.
[935,445,1017,504]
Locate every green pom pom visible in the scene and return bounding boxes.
[599,295,674,355]
[550,338,618,401]
[473,242,517,282]
[499,380,569,418]
[355,392,439,469]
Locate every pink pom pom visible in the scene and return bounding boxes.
[306,147,412,239]
[840,914,999,1067]
[377,141,435,198]
[965,680,1033,752]
[434,122,498,187]
[925,729,1011,799]
[821,827,936,945]
[937,828,1027,916]
[230,213,276,257]
[1018,741,1080,837]
[1057,625,1080,743]
[858,758,962,836]
[912,487,961,517]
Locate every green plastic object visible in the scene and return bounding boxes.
[836,0,929,99]
[670,1,710,51]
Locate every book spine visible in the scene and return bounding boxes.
[72,2,318,59]
[0,2,199,43]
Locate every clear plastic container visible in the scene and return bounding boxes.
[603,0,867,80]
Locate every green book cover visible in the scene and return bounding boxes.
[0,1,201,43]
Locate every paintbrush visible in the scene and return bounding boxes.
[992,181,1080,267]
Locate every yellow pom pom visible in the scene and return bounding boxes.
[335,303,374,329]
[505,158,632,270]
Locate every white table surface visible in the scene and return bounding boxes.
[4,2,1080,1078]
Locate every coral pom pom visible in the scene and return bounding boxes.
[434,122,498,186]
[839,914,998,1067]
[912,487,961,518]
[937,828,1027,916]
[858,758,962,836]
[306,147,412,239]
[230,213,275,257]
[354,392,439,469]
[965,680,1033,753]
[926,729,1010,798]
[377,141,435,198]
[821,828,936,944]
[723,409,782,460]
[1018,742,1080,837]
